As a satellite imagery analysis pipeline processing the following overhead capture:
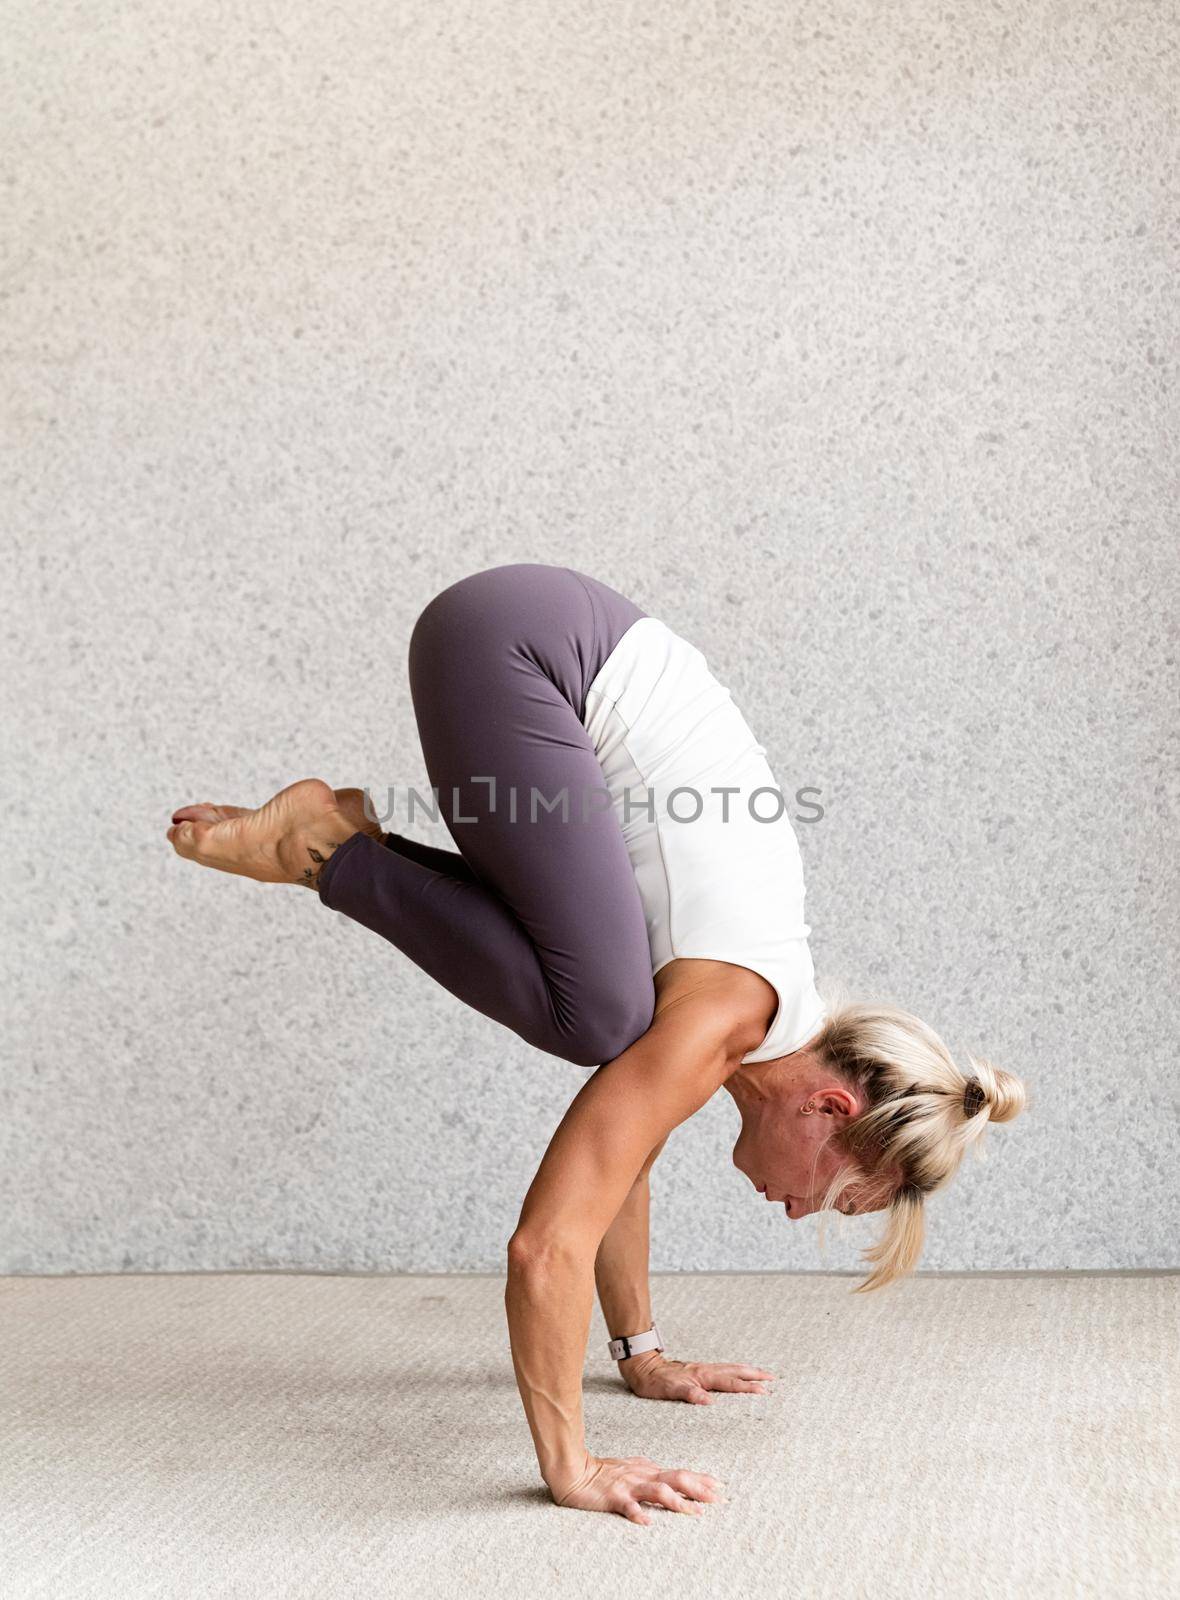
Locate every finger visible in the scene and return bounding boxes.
[622,1501,651,1526]
[664,1470,724,1501]
[644,1482,701,1516]
[706,1375,767,1393]
[662,1380,709,1404]
[660,1383,710,1403]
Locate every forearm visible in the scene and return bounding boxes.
[594,1169,653,1338]
[504,1242,596,1496]
[502,997,742,1506]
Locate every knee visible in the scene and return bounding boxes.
[563,989,655,1068]
[409,580,471,662]
[408,569,511,680]
[410,565,557,652]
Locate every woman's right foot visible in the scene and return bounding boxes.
[172,788,385,842]
[167,778,361,887]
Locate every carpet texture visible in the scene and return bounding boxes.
[1,1272,1175,1599]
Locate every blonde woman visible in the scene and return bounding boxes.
[167,562,1027,1525]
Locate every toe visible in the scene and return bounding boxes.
[167,821,194,855]
[171,803,248,825]
[172,805,215,825]
[169,818,215,858]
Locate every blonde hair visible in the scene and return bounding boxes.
[810,980,1028,1293]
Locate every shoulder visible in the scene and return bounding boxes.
[652,958,777,1061]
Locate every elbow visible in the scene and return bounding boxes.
[506,1231,536,1272]
[506,1230,585,1274]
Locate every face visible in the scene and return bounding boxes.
[730,1074,896,1220]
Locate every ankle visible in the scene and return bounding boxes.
[280,809,360,889]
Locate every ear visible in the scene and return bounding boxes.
[815,1085,859,1118]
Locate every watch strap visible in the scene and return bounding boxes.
[608,1323,664,1361]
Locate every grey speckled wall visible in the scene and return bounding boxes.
[3,2,1176,1277]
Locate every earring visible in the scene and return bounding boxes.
[801,1102,815,1115]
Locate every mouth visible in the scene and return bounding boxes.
[754,1181,795,1215]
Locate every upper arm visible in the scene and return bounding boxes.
[638,1134,669,1178]
[508,989,744,1260]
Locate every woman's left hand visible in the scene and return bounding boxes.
[620,1351,774,1405]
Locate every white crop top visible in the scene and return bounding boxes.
[581,615,827,1064]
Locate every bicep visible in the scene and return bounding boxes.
[509,999,736,1258]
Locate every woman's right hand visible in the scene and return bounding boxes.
[550,1454,725,1524]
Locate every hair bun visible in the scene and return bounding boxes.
[965,1059,1028,1125]
[961,1078,987,1119]
[983,1065,1028,1124]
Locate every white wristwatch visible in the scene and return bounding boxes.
[608,1323,664,1361]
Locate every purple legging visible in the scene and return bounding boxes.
[316,562,657,1067]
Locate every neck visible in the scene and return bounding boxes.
[724,1033,829,1108]
[724,1055,790,1107]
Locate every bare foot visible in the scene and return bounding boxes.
[167,778,360,889]
[172,788,386,842]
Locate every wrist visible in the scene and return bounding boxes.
[607,1321,663,1362]
[542,1445,594,1500]
[618,1348,666,1382]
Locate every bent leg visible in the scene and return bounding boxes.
[317,563,655,1067]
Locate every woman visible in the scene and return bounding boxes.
[167,561,1027,1525]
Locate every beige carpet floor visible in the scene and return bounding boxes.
[0,1272,1175,1599]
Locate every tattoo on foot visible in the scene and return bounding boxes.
[299,842,338,890]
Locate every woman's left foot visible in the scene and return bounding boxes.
[167,778,359,888]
